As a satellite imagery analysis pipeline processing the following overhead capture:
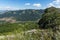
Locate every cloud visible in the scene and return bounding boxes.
[0,6,11,10]
[25,3,30,6]
[33,3,41,7]
[0,6,19,10]
[48,3,55,7]
[47,0,60,8]
[25,3,41,8]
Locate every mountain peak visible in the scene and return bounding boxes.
[45,7,57,13]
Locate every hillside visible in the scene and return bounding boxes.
[38,7,60,29]
[0,9,44,21]
[0,7,60,40]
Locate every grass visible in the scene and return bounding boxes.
[0,29,53,40]
[0,21,39,35]
[0,21,60,40]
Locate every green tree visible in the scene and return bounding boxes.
[38,7,60,29]
[38,7,60,40]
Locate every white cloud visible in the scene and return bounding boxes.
[0,6,11,10]
[47,0,60,8]
[33,3,41,7]
[25,3,30,6]
[48,3,55,7]
[25,3,41,8]
[0,6,19,10]
[4,6,12,10]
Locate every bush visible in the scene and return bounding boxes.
[38,7,60,29]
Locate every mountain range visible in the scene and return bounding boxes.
[0,9,44,22]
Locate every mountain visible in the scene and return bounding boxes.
[38,7,60,29]
[0,9,44,22]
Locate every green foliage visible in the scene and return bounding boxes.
[2,29,53,40]
[0,9,44,21]
[0,7,60,40]
[0,22,39,35]
[38,7,60,29]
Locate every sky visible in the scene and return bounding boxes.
[0,0,60,10]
